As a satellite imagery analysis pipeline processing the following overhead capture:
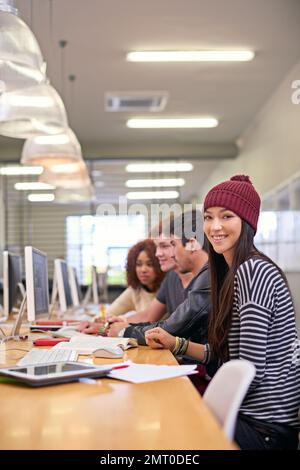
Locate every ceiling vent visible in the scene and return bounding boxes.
[105,92,168,112]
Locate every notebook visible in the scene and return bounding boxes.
[52,334,138,357]
[52,326,88,338]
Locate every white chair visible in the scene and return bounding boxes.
[203,359,256,441]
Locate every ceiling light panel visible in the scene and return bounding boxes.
[126,191,179,200]
[127,50,255,62]
[28,193,55,202]
[127,118,218,128]
[126,163,193,173]
[15,182,55,190]
[0,166,43,175]
[126,178,185,188]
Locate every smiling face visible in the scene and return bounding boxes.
[203,206,242,266]
[153,235,177,272]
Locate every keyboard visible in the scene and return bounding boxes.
[17,348,78,366]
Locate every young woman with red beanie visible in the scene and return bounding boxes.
[145,175,300,450]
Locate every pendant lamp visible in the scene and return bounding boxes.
[55,185,95,203]
[21,127,83,167]
[0,0,47,93]
[0,84,68,138]
[40,160,91,189]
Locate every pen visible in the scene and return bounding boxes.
[98,321,110,335]
[112,365,130,370]
[100,303,105,320]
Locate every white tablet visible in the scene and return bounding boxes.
[0,362,114,387]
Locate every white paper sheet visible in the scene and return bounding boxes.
[107,363,198,383]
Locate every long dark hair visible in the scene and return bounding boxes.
[207,220,291,362]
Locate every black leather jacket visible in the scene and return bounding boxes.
[124,263,210,347]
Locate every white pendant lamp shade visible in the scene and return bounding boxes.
[21,127,83,168]
[55,185,95,203]
[0,84,68,138]
[39,160,91,189]
[0,2,47,93]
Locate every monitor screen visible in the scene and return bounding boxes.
[91,265,99,304]
[3,251,23,319]
[55,259,73,312]
[25,247,49,321]
[74,270,82,303]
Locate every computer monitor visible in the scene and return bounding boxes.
[68,266,82,307]
[91,265,99,304]
[55,259,73,313]
[25,246,49,322]
[3,251,24,320]
[82,265,100,306]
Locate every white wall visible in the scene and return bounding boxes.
[286,273,300,335]
[4,195,90,278]
[197,59,300,332]
[198,59,300,200]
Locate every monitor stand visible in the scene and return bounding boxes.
[48,272,61,319]
[82,285,92,306]
[0,304,5,323]
[0,292,28,343]
[11,282,27,315]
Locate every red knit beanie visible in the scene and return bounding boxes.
[203,175,261,232]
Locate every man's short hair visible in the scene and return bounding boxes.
[161,210,204,247]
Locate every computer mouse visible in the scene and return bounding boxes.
[93,346,124,359]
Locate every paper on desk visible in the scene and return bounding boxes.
[107,363,198,383]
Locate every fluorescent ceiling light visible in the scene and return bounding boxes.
[126,162,193,173]
[91,170,103,177]
[126,191,179,200]
[34,134,70,145]
[28,193,55,202]
[9,96,54,107]
[127,50,255,62]
[15,182,55,190]
[127,118,218,128]
[126,178,185,188]
[94,181,104,188]
[0,166,43,176]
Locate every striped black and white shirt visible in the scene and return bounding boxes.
[228,257,300,428]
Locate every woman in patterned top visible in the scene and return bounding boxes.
[145,175,300,450]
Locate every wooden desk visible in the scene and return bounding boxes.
[0,333,236,450]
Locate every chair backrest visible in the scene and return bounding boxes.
[203,359,256,441]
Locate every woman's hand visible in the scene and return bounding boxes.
[77,320,92,332]
[76,321,104,335]
[145,327,176,350]
[106,320,129,337]
[106,315,129,325]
